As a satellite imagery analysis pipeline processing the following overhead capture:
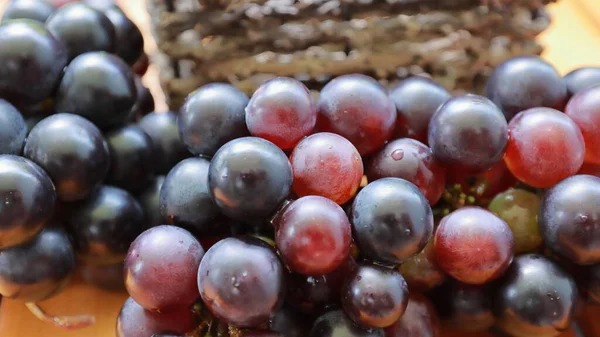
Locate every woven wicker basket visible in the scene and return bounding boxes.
[147,0,556,109]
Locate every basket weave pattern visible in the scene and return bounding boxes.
[147,0,556,109]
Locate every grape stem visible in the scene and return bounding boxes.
[25,302,95,329]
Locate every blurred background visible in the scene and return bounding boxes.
[1,0,600,336]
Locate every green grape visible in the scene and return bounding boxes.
[488,188,542,253]
[399,239,446,292]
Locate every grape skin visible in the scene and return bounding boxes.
[564,67,600,97]
[504,107,585,188]
[0,99,27,155]
[116,297,196,337]
[2,0,55,23]
[124,225,205,312]
[102,5,144,65]
[565,86,600,165]
[290,132,363,205]
[0,155,56,249]
[246,77,316,150]
[384,294,440,337]
[398,239,446,292]
[434,207,514,285]
[0,228,76,302]
[179,83,249,156]
[276,196,352,275]
[138,176,165,228]
[308,310,384,337]
[198,237,284,328]
[540,175,600,265]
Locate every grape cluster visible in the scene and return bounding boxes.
[0,2,600,337]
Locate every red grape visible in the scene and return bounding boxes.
[565,86,600,165]
[367,138,446,205]
[316,74,396,155]
[342,264,409,328]
[384,294,439,337]
[504,107,585,188]
[390,76,451,143]
[276,196,352,275]
[434,207,514,284]
[290,132,363,205]
[116,297,196,337]
[246,77,316,150]
[124,225,205,312]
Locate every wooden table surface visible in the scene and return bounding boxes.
[2,0,600,336]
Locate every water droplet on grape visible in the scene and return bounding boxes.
[578,215,588,223]
[404,228,411,235]
[391,149,404,161]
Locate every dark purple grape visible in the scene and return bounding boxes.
[55,51,137,130]
[46,2,116,61]
[0,155,56,249]
[67,185,145,264]
[390,76,451,143]
[0,19,67,106]
[116,297,196,337]
[493,254,579,337]
[159,157,221,237]
[269,306,311,337]
[276,196,352,276]
[138,175,165,228]
[138,111,191,175]
[317,74,396,156]
[351,178,434,265]
[103,5,143,65]
[198,236,284,328]
[384,294,440,337]
[540,175,600,265]
[80,262,125,292]
[179,83,249,156]
[125,225,204,312]
[133,76,155,119]
[428,94,508,173]
[309,310,384,337]
[106,125,155,193]
[485,55,567,120]
[24,113,110,201]
[430,280,494,332]
[2,0,55,23]
[342,264,409,328]
[208,137,293,221]
[0,99,26,155]
[0,227,75,302]
[285,272,335,315]
[564,67,600,97]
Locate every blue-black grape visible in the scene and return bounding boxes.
[138,175,165,228]
[55,51,137,130]
[390,76,451,143]
[178,83,249,156]
[198,236,284,328]
[309,310,384,337]
[0,155,56,249]
[342,264,409,328]
[125,225,205,312]
[116,297,196,337]
[493,254,579,337]
[67,185,145,265]
[138,111,191,175]
[133,76,155,119]
[2,0,55,23]
[430,280,494,332]
[428,94,508,173]
[159,157,221,237]
[24,113,110,202]
[540,174,600,265]
[0,99,27,155]
[0,227,76,302]
[564,67,600,97]
[208,137,293,221]
[46,2,116,61]
[80,262,125,292]
[351,178,434,265]
[102,5,143,65]
[285,272,335,315]
[106,125,155,193]
[485,55,567,120]
[0,19,67,106]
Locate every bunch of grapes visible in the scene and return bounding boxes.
[1,1,600,337]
